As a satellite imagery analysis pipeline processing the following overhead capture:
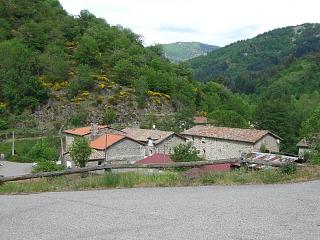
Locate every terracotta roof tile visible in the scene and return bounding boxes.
[135,154,173,164]
[90,134,125,150]
[193,116,208,124]
[122,128,177,144]
[64,125,108,136]
[182,125,280,143]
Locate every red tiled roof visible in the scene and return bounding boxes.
[135,154,173,164]
[90,134,125,150]
[122,128,179,144]
[193,116,208,124]
[64,125,108,136]
[182,125,281,143]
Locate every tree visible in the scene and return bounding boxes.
[69,138,92,167]
[67,64,94,98]
[208,110,249,128]
[28,140,64,173]
[300,106,320,139]
[170,142,202,162]
[39,43,69,83]
[0,40,48,112]
[27,140,58,164]
[75,34,100,66]
[254,98,298,153]
[113,59,137,85]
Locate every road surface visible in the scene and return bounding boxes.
[0,160,32,177]
[1,181,320,240]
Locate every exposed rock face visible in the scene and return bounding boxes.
[31,90,175,130]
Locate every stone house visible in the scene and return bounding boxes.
[63,124,121,151]
[181,125,281,160]
[88,133,146,165]
[122,128,186,155]
[296,138,311,158]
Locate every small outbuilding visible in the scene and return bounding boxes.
[296,138,311,158]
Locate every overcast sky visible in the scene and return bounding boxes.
[59,0,320,47]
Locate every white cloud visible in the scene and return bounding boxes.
[59,0,320,46]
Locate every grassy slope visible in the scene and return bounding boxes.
[1,167,320,194]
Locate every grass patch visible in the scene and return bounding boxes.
[0,136,59,163]
[1,167,320,194]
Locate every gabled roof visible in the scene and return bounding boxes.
[90,134,125,150]
[90,134,144,151]
[181,125,282,144]
[122,128,185,145]
[63,125,108,136]
[135,154,173,165]
[296,138,311,148]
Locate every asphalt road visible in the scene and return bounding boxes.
[1,181,320,240]
[0,160,33,177]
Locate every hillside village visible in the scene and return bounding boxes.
[60,121,289,169]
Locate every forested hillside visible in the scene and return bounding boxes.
[0,0,318,154]
[188,24,320,152]
[0,0,249,135]
[189,24,320,94]
[162,42,219,63]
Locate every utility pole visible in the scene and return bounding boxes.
[104,133,108,164]
[12,131,15,156]
[59,125,65,165]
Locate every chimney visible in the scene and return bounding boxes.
[90,123,99,140]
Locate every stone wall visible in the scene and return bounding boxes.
[155,135,186,155]
[298,147,310,158]
[253,134,280,152]
[185,136,253,160]
[93,139,146,164]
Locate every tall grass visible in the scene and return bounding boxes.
[1,167,319,194]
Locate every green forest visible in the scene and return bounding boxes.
[0,0,319,154]
[162,42,219,63]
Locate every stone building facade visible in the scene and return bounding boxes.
[122,128,186,156]
[296,138,311,158]
[63,124,122,151]
[89,136,146,165]
[182,125,281,161]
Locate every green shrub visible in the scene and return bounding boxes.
[70,112,88,127]
[69,137,92,167]
[28,140,58,162]
[0,117,8,130]
[103,108,117,124]
[67,64,94,99]
[32,161,66,173]
[280,162,297,175]
[259,143,269,153]
[170,142,202,162]
[310,152,320,165]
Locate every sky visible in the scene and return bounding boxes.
[59,0,320,47]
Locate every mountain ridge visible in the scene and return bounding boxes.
[162,41,219,63]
